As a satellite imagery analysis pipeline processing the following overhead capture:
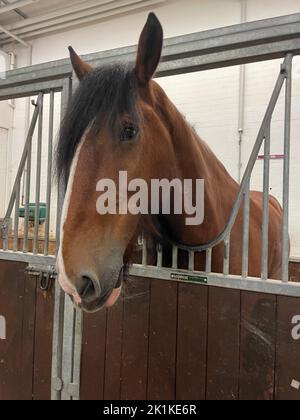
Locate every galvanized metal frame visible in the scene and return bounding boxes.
[0,12,300,400]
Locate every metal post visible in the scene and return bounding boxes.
[261,125,271,280]
[142,237,147,266]
[282,54,293,282]
[188,251,195,271]
[205,248,212,273]
[157,243,163,268]
[55,78,71,252]
[172,246,178,269]
[242,182,250,278]
[223,235,231,276]
[51,280,65,401]
[13,181,20,252]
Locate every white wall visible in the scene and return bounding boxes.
[1,0,300,257]
[0,51,13,218]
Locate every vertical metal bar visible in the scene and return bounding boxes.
[157,243,163,268]
[142,237,147,266]
[13,181,20,252]
[282,54,293,283]
[172,246,178,269]
[44,90,55,256]
[72,309,83,401]
[242,182,250,278]
[61,299,76,401]
[33,94,44,255]
[205,248,212,273]
[23,139,32,253]
[223,235,231,276]
[51,280,65,401]
[56,78,72,253]
[188,251,195,271]
[261,125,271,280]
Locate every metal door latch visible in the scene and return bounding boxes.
[26,265,57,291]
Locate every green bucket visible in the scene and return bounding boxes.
[19,203,46,223]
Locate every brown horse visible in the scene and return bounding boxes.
[56,13,283,313]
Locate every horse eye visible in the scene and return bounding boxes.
[120,124,138,142]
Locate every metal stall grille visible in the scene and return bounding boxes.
[0,12,300,400]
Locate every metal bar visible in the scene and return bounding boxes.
[51,280,65,401]
[33,93,44,255]
[0,23,29,47]
[0,79,64,101]
[172,246,178,269]
[188,251,195,271]
[0,0,39,15]
[0,250,55,265]
[44,90,55,256]
[175,58,287,254]
[156,39,300,78]
[282,54,293,282]
[205,248,212,273]
[261,125,271,280]
[157,243,163,268]
[13,181,20,252]
[0,0,28,19]
[223,235,231,276]
[61,299,76,400]
[71,309,83,401]
[242,182,250,278]
[130,265,300,298]
[142,237,147,266]
[23,138,32,253]
[2,12,300,87]
[56,78,72,253]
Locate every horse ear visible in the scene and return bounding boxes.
[135,13,163,85]
[68,46,92,81]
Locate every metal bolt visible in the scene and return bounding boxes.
[52,377,63,392]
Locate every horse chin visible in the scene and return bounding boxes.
[65,267,124,313]
[78,286,122,313]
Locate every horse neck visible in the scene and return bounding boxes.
[165,105,239,245]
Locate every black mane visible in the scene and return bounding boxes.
[56,63,140,184]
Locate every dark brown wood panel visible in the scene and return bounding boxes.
[104,294,124,400]
[206,287,240,400]
[147,280,178,400]
[80,309,108,400]
[239,292,277,400]
[176,284,208,400]
[19,272,37,400]
[290,261,300,283]
[33,279,55,400]
[275,296,300,400]
[120,277,150,400]
[0,261,31,400]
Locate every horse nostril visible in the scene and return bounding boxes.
[76,276,100,302]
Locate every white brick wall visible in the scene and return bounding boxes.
[1,0,300,256]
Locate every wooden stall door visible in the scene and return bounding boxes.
[0,261,54,400]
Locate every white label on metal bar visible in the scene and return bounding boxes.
[170,273,208,284]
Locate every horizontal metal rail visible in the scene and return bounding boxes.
[130,264,300,298]
[0,78,64,101]
[1,12,300,98]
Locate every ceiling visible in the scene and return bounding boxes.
[0,0,168,47]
